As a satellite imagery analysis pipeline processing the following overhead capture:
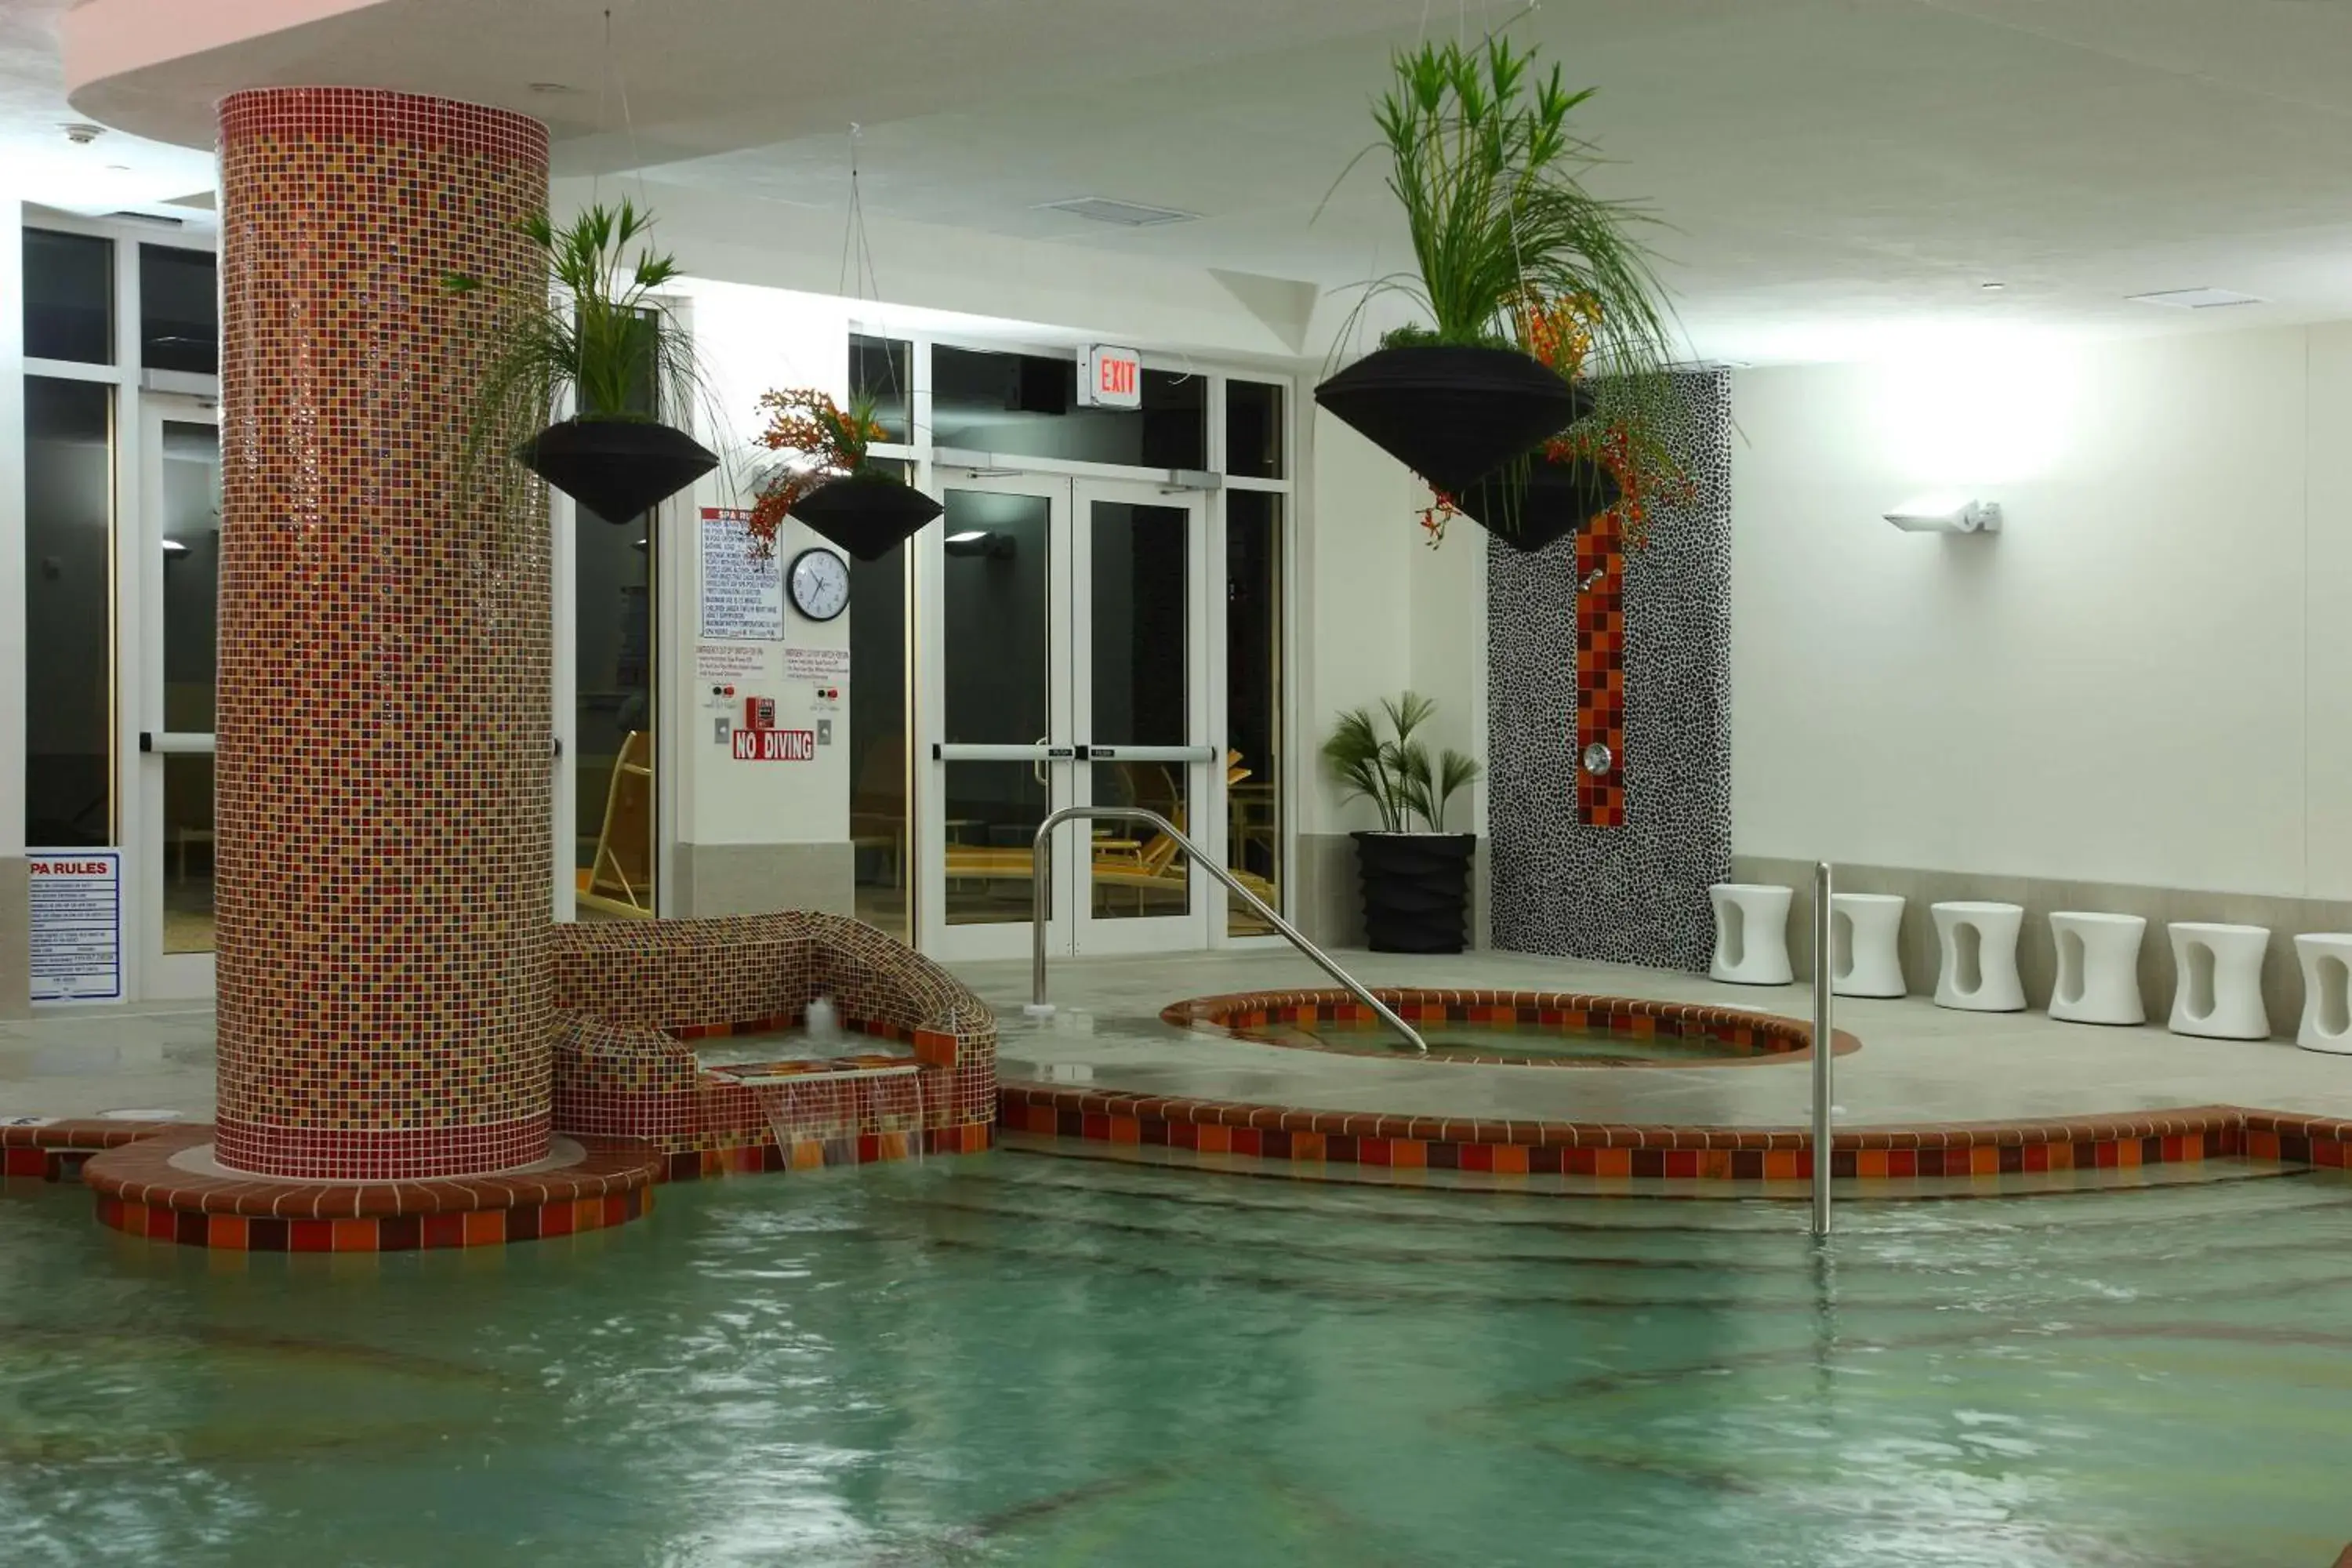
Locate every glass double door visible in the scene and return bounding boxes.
[923,474,1214,960]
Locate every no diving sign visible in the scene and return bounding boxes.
[732,728,815,762]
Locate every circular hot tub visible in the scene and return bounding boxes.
[1162,988,1849,1067]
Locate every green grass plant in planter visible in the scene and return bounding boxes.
[1323,691,1484,953]
[450,199,718,525]
[1315,36,1677,514]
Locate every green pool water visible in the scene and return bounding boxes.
[1232,1015,1789,1064]
[5,1153,2351,1566]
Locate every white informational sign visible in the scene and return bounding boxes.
[27,850,122,1004]
[699,507,784,641]
[1079,343,1143,409]
[695,642,771,683]
[782,645,851,684]
[732,728,817,762]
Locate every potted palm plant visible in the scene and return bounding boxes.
[1316,38,1678,515]
[450,199,717,524]
[1323,692,1483,953]
[743,387,942,561]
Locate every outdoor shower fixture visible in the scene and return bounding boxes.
[1884,494,2002,534]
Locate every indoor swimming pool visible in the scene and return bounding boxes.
[5,1152,2350,1566]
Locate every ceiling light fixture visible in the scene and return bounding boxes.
[1884,494,2002,535]
[161,538,190,555]
[2127,287,2263,310]
[1979,281,2005,292]
[944,530,989,543]
[1037,196,1197,228]
[528,82,579,95]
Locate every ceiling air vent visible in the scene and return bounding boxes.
[1038,196,1197,228]
[2127,287,2263,310]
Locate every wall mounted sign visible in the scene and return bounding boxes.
[1078,344,1143,409]
[699,507,784,641]
[782,645,851,684]
[27,849,122,1004]
[695,643,771,682]
[732,728,817,762]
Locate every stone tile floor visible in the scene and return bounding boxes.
[5,945,2348,1128]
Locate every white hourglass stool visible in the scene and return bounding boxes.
[1828,893,1905,998]
[2046,912,2147,1026]
[2294,934,2352,1054]
[1931,902,2027,1012]
[1708,883,1793,986]
[2166,923,2270,1040]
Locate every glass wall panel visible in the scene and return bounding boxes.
[848,460,913,939]
[931,345,1204,468]
[24,230,113,365]
[24,377,115,846]
[1088,499,1189,920]
[140,245,220,376]
[1225,379,1285,479]
[1225,490,1283,929]
[575,522,655,917]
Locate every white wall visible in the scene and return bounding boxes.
[1732,324,2352,900]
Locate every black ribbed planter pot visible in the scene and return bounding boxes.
[789,471,946,561]
[1454,453,1622,554]
[1352,831,1475,954]
[517,416,718,524]
[1313,345,1590,499]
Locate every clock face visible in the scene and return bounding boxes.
[787,548,851,622]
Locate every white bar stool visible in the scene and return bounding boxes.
[1829,893,1905,997]
[1708,883,1792,985]
[2294,934,2352,1054]
[1931,902,2026,1011]
[2046,912,2146,1026]
[2167,923,2270,1040]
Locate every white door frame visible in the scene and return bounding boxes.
[129,392,220,1000]
[916,467,1215,962]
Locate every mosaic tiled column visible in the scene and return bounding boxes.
[213,89,554,1180]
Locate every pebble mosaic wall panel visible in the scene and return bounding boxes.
[212,89,554,1179]
[1486,370,1733,971]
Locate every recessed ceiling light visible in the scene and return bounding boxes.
[2128,287,2264,310]
[1979,281,2005,292]
[1037,196,1196,228]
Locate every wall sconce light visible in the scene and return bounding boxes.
[1884,494,2002,535]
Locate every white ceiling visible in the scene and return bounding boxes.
[45,0,2352,361]
[0,0,212,216]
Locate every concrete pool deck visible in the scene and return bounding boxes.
[8,945,2350,1129]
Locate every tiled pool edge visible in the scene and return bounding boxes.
[1162,986,1855,1068]
[994,1088,2352,1185]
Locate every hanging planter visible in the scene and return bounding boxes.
[1313,344,1588,499]
[1452,451,1621,554]
[518,416,717,525]
[450,200,720,527]
[788,470,944,561]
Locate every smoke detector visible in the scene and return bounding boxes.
[1038,196,1196,228]
[61,122,107,145]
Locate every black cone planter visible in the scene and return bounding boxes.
[1454,454,1622,554]
[789,472,946,561]
[1352,831,1475,954]
[518,417,718,524]
[1314,345,1591,498]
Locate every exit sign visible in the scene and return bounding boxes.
[1080,344,1142,409]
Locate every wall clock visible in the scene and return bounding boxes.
[787,546,850,622]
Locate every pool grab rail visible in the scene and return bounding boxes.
[1812,860,1835,1238]
[1024,806,1430,1056]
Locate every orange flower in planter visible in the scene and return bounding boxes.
[745,387,890,558]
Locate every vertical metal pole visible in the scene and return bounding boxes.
[1025,821,1055,1018]
[1811,860,1835,1237]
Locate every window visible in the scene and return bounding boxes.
[850,335,913,444]
[24,230,114,365]
[24,378,117,846]
[1225,380,1284,479]
[140,245,220,376]
[931,344,1205,468]
[1225,490,1283,927]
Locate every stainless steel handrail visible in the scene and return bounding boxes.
[1025,805,1429,1055]
[1811,860,1836,1237]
